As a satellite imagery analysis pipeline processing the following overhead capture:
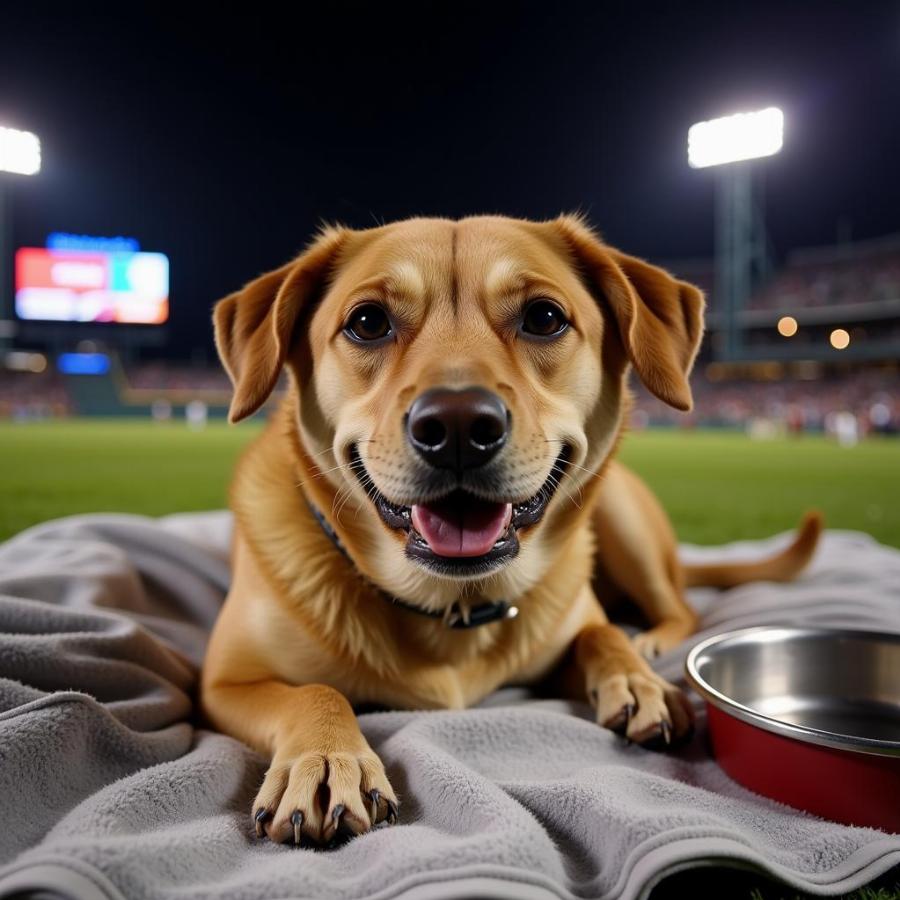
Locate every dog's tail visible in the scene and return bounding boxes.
[682,511,823,589]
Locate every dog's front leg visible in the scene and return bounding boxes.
[591,463,699,661]
[201,679,399,845]
[574,618,695,748]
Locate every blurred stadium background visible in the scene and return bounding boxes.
[1,3,898,549]
[3,228,899,434]
[2,223,897,547]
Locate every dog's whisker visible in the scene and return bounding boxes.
[304,439,377,464]
[295,461,358,489]
[335,489,356,526]
[334,470,373,523]
[545,471,584,510]
[540,439,602,482]
[306,444,341,462]
[335,489,356,525]
[560,481,585,510]
[336,476,380,527]
[549,455,602,483]
[562,460,601,479]
[331,483,353,518]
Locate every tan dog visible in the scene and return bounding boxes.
[200,215,821,847]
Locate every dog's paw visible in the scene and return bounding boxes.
[588,669,695,749]
[632,618,695,660]
[251,749,399,846]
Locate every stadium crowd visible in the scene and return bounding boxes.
[668,235,900,313]
[127,363,231,392]
[631,369,899,437]
[0,370,71,419]
[750,237,900,311]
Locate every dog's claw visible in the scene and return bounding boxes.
[661,720,672,746]
[605,702,637,735]
[387,799,399,824]
[626,704,636,729]
[637,720,675,751]
[368,788,381,822]
[332,803,346,826]
[254,807,271,838]
[290,810,304,845]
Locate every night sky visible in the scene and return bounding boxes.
[2,1,899,358]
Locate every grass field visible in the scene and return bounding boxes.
[2,419,898,546]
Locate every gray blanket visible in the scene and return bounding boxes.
[0,512,898,900]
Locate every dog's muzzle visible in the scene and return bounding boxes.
[351,440,571,579]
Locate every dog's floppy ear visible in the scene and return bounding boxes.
[554,215,705,411]
[213,226,349,423]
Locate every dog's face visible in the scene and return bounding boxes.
[215,215,703,609]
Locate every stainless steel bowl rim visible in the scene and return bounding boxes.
[684,625,900,758]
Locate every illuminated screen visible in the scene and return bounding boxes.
[57,352,111,375]
[15,248,169,324]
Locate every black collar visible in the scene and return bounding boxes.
[307,502,519,629]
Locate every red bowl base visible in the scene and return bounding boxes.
[706,702,900,833]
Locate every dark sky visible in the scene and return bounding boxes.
[2,1,900,358]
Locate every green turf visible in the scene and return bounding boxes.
[2,420,898,546]
[617,429,900,548]
[2,419,261,540]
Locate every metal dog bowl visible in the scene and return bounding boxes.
[685,626,900,833]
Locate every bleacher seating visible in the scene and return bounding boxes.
[751,236,900,311]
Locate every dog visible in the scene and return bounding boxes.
[200,214,821,846]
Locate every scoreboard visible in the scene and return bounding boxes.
[15,246,169,325]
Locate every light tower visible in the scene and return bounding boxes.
[0,126,42,351]
[688,107,783,360]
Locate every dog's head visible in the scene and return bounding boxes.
[214,215,703,609]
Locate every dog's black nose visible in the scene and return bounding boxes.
[406,387,509,471]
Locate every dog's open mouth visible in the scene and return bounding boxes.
[350,445,571,577]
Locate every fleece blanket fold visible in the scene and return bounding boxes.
[0,511,898,900]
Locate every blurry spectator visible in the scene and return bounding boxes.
[185,399,208,430]
[631,368,899,437]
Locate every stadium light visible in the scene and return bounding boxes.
[830,328,850,350]
[777,316,798,337]
[0,126,41,176]
[688,107,783,169]
[690,106,784,361]
[0,125,42,354]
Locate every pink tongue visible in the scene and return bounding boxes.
[411,497,512,558]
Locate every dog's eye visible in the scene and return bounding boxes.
[521,299,569,338]
[344,304,392,343]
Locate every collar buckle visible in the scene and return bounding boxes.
[445,601,519,629]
